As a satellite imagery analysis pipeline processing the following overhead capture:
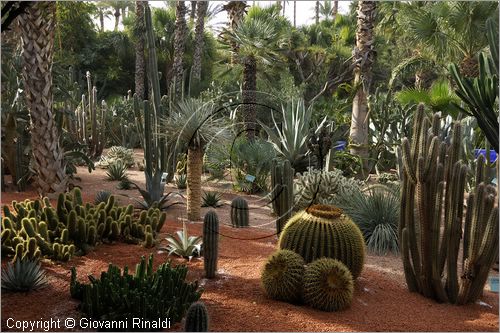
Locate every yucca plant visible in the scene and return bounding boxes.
[161,222,202,260]
[94,190,112,205]
[116,178,133,190]
[175,174,187,190]
[126,181,186,210]
[336,185,400,255]
[106,160,128,181]
[1,258,48,292]
[202,191,222,208]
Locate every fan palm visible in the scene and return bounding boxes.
[223,1,249,62]
[163,98,228,220]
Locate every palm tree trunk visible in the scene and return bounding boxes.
[172,0,187,98]
[19,1,67,194]
[315,1,320,24]
[349,1,376,176]
[99,8,105,32]
[332,0,338,21]
[135,1,146,100]
[223,1,248,64]
[192,1,208,82]
[190,1,197,22]
[242,56,257,141]
[294,1,297,27]
[187,145,203,221]
[114,6,120,31]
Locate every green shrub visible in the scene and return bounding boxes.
[1,258,48,292]
[97,146,135,169]
[201,192,222,208]
[70,254,202,330]
[106,160,128,181]
[117,178,133,190]
[175,174,187,189]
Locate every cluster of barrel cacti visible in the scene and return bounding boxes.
[270,159,294,233]
[184,302,209,332]
[203,211,219,278]
[400,104,499,305]
[70,254,202,326]
[230,197,249,227]
[1,188,166,262]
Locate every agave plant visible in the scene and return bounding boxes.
[1,259,48,292]
[116,178,133,190]
[126,180,186,210]
[161,222,202,260]
[175,174,187,190]
[106,160,128,181]
[94,190,112,205]
[201,191,222,208]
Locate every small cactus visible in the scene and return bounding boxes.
[230,197,249,228]
[184,301,209,332]
[203,211,219,278]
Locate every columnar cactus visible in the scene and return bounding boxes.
[303,258,354,312]
[203,211,219,278]
[230,197,249,227]
[271,159,294,233]
[400,103,499,304]
[278,204,365,278]
[261,249,305,302]
[184,302,209,332]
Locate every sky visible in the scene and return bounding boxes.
[104,1,352,30]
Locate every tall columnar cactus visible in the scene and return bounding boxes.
[278,204,365,279]
[400,103,499,304]
[271,159,294,233]
[261,249,305,302]
[203,211,219,278]
[230,197,249,228]
[184,302,209,332]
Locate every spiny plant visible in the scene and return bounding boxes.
[184,301,209,332]
[261,249,305,303]
[303,258,354,312]
[201,191,223,208]
[94,190,112,205]
[203,211,219,278]
[230,197,249,227]
[162,223,202,260]
[175,173,187,189]
[106,160,128,181]
[1,258,48,292]
[97,146,135,168]
[116,178,133,190]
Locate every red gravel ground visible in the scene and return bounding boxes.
[1,157,498,332]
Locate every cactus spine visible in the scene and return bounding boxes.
[230,197,249,228]
[184,302,209,332]
[203,211,219,278]
[271,159,294,233]
[400,103,499,304]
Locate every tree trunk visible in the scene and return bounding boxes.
[19,1,67,195]
[135,1,146,100]
[187,145,203,221]
[349,1,376,176]
[192,1,208,82]
[332,0,338,21]
[293,1,297,27]
[242,56,257,141]
[190,1,197,22]
[172,0,187,98]
[223,1,248,64]
[315,1,320,24]
[99,8,104,32]
[114,7,120,31]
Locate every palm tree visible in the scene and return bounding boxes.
[223,1,248,63]
[192,1,209,82]
[164,99,227,220]
[134,0,147,100]
[190,1,197,22]
[315,1,320,24]
[332,0,338,21]
[349,1,376,175]
[172,0,187,98]
[18,1,67,194]
[222,17,284,140]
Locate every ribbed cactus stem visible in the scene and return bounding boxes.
[203,211,219,278]
[184,302,209,332]
[230,197,249,228]
[271,159,294,234]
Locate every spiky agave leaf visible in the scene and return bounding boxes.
[1,258,48,292]
[162,222,202,260]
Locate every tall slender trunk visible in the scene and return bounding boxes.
[242,56,257,141]
[190,1,197,22]
[19,1,67,194]
[192,1,209,82]
[99,8,104,32]
[332,0,338,21]
[135,1,146,100]
[187,145,203,221]
[224,1,248,64]
[315,1,320,24]
[293,1,297,27]
[172,0,187,98]
[114,7,120,31]
[349,1,376,176]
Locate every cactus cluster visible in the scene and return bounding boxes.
[70,254,202,326]
[230,197,249,228]
[261,249,305,302]
[203,211,219,278]
[96,146,135,169]
[303,258,354,312]
[1,188,166,262]
[400,104,499,304]
[278,204,365,279]
[270,159,294,233]
[184,302,209,332]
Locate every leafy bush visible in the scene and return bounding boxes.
[1,258,48,292]
[202,192,222,208]
[97,146,135,169]
[106,160,128,181]
[336,185,400,255]
[162,223,202,260]
[294,168,363,210]
[70,254,202,329]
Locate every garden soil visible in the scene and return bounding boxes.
[1,150,498,332]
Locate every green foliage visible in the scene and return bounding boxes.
[175,174,187,190]
[279,204,365,279]
[70,254,202,329]
[184,302,209,332]
[303,258,354,312]
[336,186,400,255]
[201,192,222,208]
[163,223,202,260]
[105,160,128,181]
[270,159,294,233]
[1,258,48,292]
[97,146,135,168]
[261,249,305,303]
[94,190,112,205]
[117,178,133,190]
[230,197,249,228]
[203,211,219,279]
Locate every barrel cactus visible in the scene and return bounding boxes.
[203,211,219,278]
[278,204,365,278]
[230,197,249,227]
[303,258,354,311]
[261,249,305,303]
[184,301,209,332]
